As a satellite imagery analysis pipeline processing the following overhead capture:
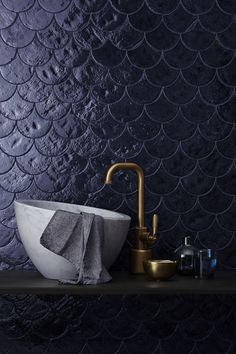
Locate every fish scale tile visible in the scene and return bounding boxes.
[0,0,235,353]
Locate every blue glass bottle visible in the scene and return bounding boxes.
[174,236,197,275]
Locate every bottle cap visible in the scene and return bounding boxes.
[184,236,191,245]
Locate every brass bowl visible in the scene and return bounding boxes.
[143,260,177,281]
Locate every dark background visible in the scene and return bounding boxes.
[0,0,235,353]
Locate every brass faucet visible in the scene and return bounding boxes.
[105,162,158,274]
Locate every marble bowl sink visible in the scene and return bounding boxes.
[14,200,131,280]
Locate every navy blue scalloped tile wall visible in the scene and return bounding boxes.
[0,0,236,271]
[0,1,236,353]
[0,294,235,354]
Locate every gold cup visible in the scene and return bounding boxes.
[143,260,177,281]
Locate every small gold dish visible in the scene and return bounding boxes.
[143,260,177,281]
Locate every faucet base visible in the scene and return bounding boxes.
[130,248,152,274]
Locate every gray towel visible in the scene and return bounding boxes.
[40,210,112,285]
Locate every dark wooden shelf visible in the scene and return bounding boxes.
[0,271,235,295]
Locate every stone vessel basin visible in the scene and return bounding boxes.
[14,200,131,280]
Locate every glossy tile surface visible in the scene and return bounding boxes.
[0,292,235,354]
[0,1,235,353]
[0,0,235,271]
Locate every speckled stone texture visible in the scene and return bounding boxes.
[0,0,236,353]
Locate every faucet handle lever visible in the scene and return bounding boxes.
[152,214,158,236]
[145,214,158,245]
[138,214,158,244]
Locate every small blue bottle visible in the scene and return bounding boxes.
[174,236,197,275]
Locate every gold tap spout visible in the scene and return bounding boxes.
[105,162,145,230]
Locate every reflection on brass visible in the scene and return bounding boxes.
[130,249,152,274]
[143,260,177,281]
[105,162,158,274]
[152,214,158,237]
